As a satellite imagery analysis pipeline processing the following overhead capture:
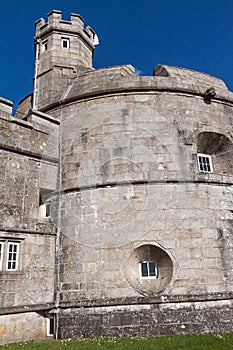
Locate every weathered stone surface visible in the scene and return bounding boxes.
[58,300,233,339]
[0,8,233,345]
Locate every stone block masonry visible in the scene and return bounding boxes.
[0,9,233,344]
[59,300,233,339]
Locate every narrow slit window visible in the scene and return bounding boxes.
[197,154,213,173]
[140,261,158,279]
[6,242,19,271]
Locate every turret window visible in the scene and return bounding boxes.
[61,37,70,49]
[197,154,213,173]
[43,41,48,51]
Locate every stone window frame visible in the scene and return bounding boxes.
[61,37,70,49]
[0,239,21,272]
[197,153,213,173]
[139,261,158,279]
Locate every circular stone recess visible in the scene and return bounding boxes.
[124,244,173,296]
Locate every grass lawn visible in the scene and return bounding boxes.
[1,334,233,350]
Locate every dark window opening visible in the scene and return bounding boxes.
[61,38,70,49]
[47,318,55,336]
[39,189,53,219]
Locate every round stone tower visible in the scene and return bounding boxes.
[37,12,233,338]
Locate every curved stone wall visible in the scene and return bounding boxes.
[45,65,233,337]
[47,80,233,304]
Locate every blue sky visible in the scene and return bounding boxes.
[0,0,232,110]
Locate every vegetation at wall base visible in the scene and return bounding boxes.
[1,334,233,350]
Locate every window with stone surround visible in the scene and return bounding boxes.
[140,261,158,279]
[0,239,21,272]
[125,244,173,294]
[61,37,70,49]
[197,132,233,175]
[197,154,213,173]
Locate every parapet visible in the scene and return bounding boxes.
[35,10,95,45]
[153,64,228,91]
[0,97,13,118]
[55,64,232,108]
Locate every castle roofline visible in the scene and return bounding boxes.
[153,64,228,90]
[34,10,95,48]
[40,64,233,112]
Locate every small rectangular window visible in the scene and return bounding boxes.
[39,189,53,219]
[197,154,213,173]
[140,261,158,279]
[61,38,70,49]
[6,242,19,271]
[41,41,48,53]
[47,318,54,336]
[0,242,3,270]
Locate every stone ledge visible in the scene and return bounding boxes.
[0,303,55,316]
[58,292,233,309]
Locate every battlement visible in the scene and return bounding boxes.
[0,96,13,118]
[35,10,95,44]
[153,64,228,91]
[33,10,97,110]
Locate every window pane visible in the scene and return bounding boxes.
[198,154,212,173]
[141,262,148,277]
[149,262,156,276]
[7,243,19,270]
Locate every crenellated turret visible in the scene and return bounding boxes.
[33,10,96,110]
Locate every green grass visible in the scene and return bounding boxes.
[1,334,233,350]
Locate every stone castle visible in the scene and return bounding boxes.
[0,10,233,344]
